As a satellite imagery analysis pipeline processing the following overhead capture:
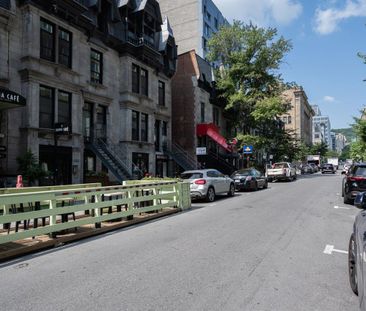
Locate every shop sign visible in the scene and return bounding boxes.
[196,147,207,155]
[55,123,71,135]
[0,88,26,107]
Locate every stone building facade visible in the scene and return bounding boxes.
[282,88,315,146]
[0,0,176,185]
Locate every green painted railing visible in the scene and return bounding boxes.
[0,181,191,245]
[0,183,102,195]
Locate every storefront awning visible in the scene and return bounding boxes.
[0,88,26,110]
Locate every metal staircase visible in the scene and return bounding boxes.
[206,150,237,175]
[88,138,143,182]
[166,142,197,171]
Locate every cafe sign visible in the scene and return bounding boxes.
[0,88,26,110]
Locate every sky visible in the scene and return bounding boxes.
[213,0,366,129]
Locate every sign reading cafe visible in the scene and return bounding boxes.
[0,88,26,109]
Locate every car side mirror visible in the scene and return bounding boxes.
[354,192,366,209]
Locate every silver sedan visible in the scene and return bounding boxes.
[180,169,235,202]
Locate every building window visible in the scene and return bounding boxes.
[213,107,219,126]
[141,113,148,142]
[204,23,210,37]
[155,120,161,151]
[132,64,149,96]
[140,68,148,96]
[200,102,205,123]
[39,86,54,128]
[40,19,55,62]
[0,0,10,10]
[132,64,140,93]
[203,38,207,51]
[207,12,211,21]
[288,116,292,124]
[58,91,71,126]
[91,49,103,84]
[214,18,218,29]
[162,121,168,136]
[158,81,165,106]
[132,110,140,140]
[58,28,72,68]
[39,86,72,129]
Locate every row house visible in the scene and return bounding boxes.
[0,0,177,186]
[171,50,237,175]
[282,88,314,146]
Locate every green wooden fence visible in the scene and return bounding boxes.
[0,181,191,245]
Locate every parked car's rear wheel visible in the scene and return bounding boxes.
[253,181,258,191]
[227,183,235,197]
[206,187,215,202]
[348,234,358,295]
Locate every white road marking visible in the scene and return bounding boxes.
[336,193,340,196]
[208,203,216,207]
[323,244,348,255]
[334,205,350,210]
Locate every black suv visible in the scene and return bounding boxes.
[342,163,366,204]
[321,163,335,174]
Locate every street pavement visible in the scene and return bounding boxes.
[0,171,360,311]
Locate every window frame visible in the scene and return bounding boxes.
[57,90,72,126]
[140,68,148,96]
[132,64,140,94]
[58,27,72,68]
[90,49,103,84]
[39,85,55,129]
[158,80,165,106]
[140,113,148,142]
[40,18,56,62]
[132,110,140,141]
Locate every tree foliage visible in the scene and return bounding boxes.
[207,21,295,162]
[16,150,48,186]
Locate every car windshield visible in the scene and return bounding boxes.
[273,163,286,169]
[180,172,204,179]
[232,170,251,176]
[353,166,366,176]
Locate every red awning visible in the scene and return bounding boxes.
[196,123,231,152]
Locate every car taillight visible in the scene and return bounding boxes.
[246,176,252,181]
[348,177,366,182]
[195,179,207,185]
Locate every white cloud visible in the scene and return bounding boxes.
[323,95,335,102]
[213,0,303,26]
[314,0,366,35]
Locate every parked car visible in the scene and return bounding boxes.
[321,163,335,174]
[309,163,319,173]
[299,163,312,174]
[231,168,268,191]
[348,192,366,309]
[180,169,235,202]
[342,163,366,204]
[266,162,297,181]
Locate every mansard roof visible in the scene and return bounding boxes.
[159,17,174,51]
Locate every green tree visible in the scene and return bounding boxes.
[340,144,351,160]
[16,150,47,186]
[309,142,328,157]
[207,21,294,161]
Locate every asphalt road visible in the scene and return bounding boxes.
[0,172,360,311]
